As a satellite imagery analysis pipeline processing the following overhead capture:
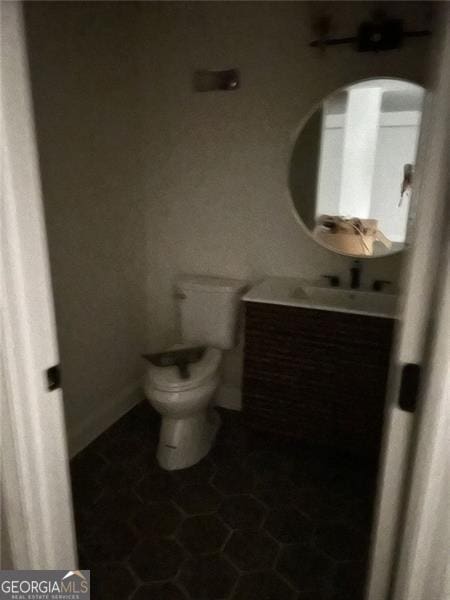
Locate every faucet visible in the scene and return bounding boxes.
[372,279,392,292]
[322,274,340,287]
[350,260,361,289]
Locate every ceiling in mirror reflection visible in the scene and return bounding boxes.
[289,78,425,258]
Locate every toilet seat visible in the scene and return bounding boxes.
[148,345,222,392]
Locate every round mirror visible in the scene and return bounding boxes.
[289,78,426,258]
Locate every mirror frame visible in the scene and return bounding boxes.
[287,76,426,259]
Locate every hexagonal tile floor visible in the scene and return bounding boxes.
[72,401,378,599]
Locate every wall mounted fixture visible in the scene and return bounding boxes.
[193,69,240,92]
[310,16,431,52]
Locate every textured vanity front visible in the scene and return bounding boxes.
[242,301,395,456]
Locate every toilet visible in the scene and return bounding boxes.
[144,275,247,470]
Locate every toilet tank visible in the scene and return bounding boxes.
[176,275,247,350]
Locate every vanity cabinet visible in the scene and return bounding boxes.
[242,301,395,456]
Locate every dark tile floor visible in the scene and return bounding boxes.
[71,402,378,599]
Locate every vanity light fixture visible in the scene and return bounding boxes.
[310,14,431,52]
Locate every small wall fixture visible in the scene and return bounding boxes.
[193,69,240,92]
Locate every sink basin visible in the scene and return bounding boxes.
[243,277,398,318]
[295,285,397,317]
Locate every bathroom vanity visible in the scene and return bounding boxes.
[242,278,396,456]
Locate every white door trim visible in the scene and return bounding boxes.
[1,1,77,569]
[393,207,450,600]
[366,6,450,599]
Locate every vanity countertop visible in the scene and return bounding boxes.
[242,277,398,319]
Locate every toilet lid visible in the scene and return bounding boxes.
[148,344,222,392]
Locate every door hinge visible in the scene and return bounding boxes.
[398,363,421,413]
[46,364,61,391]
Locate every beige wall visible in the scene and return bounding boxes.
[25,1,432,440]
[136,2,431,397]
[25,3,148,450]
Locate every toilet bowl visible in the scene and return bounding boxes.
[145,275,247,470]
[145,345,222,470]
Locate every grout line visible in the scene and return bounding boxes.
[74,405,374,599]
[270,545,300,597]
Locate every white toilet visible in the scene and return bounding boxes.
[144,275,246,471]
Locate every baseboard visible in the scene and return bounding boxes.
[68,380,143,457]
[69,381,238,457]
[215,383,242,411]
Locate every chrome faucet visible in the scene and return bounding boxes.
[350,260,361,289]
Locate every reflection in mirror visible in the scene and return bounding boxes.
[290,79,425,258]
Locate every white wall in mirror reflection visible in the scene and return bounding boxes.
[316,79,424,245]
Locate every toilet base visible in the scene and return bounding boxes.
[157,408,221,470]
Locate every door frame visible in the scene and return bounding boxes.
[393,204,450,600]
[367,5,450,599]
[1,1,77,569]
